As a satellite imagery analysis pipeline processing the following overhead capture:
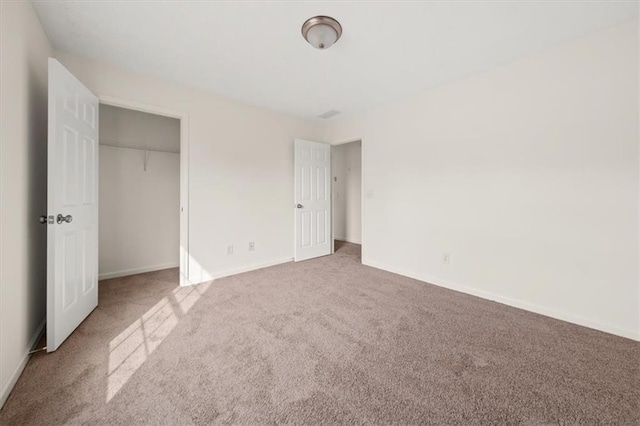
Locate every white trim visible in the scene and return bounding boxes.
[0,318,46,409]
[98,95,185,119]
[98,263,180,281]
[365,259,640,342]
[187,257,293,286]
[330,147,335,255]
[97,95,190,287]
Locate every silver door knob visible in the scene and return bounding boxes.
[57,214,73,224]
[296,204,304,209]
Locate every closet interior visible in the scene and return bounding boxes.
[98,104,181,280]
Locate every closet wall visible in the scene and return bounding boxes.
[99,104,180,279]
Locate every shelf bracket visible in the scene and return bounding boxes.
[144,150,150,171]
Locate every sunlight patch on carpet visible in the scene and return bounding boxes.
[107,282,211,401]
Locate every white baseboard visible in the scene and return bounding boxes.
[187,257,293,286]
[99,262,180,280]
[364,259,639,342]
[0,318,46,409]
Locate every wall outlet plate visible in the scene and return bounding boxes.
[227,245,234,255]
[249,241,255,251]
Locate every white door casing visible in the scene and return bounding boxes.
[47,58,99,352]
[98,95,189,286]
[294,139,331,261]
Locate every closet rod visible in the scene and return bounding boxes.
[99,139,179,154]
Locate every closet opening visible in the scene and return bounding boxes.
[332,140,362,261]
[98,104,181,281]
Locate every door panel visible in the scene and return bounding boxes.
[294,139,331,261]
[82,137,96,204]
[62,232,77,309]
[317,211,327,245]
[47,58,99,352]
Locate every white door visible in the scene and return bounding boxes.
[47,58,99,352]
[294,139,331,261]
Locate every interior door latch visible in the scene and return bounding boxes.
[39,215,54,225]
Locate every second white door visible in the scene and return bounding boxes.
[294,139,331,261]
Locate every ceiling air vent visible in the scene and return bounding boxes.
[317,109,341,119]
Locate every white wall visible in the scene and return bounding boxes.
[324,20,639,340]
[332,141,362,244]
[0,1,52,408]
[53,50,323,284]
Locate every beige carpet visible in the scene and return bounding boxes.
[1,242,638,425]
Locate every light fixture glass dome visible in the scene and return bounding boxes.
[302,16,342,50]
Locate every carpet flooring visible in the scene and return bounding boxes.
[1,242,638,425]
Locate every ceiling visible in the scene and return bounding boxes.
[33,1,638,120]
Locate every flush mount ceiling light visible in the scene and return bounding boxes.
[301,16,342,50]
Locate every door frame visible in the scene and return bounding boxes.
[98,95,191,286]
[330,137,364,261]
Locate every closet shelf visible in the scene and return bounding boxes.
[99,139,179,154]
[99,138,179,171]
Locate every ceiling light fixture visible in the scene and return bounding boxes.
[301,16,342,50]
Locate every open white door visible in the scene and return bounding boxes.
[47,58,99,352]
[294,139,331,261]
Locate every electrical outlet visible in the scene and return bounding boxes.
[442,253,451,264]
[227,245,234,255]
[248,241,255,251]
